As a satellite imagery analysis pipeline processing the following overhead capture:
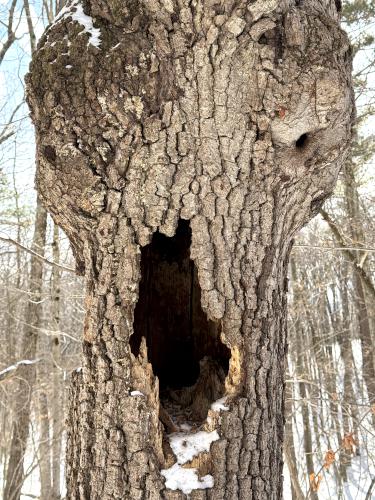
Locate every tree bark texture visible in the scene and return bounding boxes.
[26,1,354,498]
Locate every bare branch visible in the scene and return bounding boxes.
[0,235,75,273]
[319,208,375,302]
[0,0,18,66]
[0,359,41,382]
[23,0,36,54]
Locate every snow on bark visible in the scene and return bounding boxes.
[161,430,220,495]
[53,0,101,48]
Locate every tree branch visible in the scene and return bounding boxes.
[0,359,41,382]
[0,235,75,273]
[319,208,375,301]
[0,0,18,66]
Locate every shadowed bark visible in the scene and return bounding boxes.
[26,0,354,498]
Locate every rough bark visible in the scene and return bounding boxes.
[26,1,354,498]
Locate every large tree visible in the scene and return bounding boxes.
[26,0,354,498]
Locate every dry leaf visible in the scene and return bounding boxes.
[342,433,357,454]
[323,449,335,470]
[310,472,323,492]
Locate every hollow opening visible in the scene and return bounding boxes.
[296,133,308,149]
[131,219,231,428]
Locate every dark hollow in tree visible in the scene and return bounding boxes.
[132,219,230,390]
[131,219,230,424]
[295,133,308,149]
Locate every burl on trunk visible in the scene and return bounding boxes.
[26,0,354,498]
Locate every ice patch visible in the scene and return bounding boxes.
[161,463,214,496]
[130,390,144,397]
[211,397,229,412]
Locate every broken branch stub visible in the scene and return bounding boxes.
[27,0,354,498]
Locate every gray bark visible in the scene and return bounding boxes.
[26,0,354,498]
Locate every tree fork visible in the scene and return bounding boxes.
[26,0,354,498]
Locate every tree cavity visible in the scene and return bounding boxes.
[131,219,231,429]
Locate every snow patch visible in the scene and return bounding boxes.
[211,397,229,412]
[53,0,101,48]
[71,2,101,47]
[161,463,214,496]
[130,390,144,397]
[180,423,192,432]
[169,430,219,465]
[161,430,219,495]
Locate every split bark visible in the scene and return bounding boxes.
[26,0,354,498]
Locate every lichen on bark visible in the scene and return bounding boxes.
[26,0,354,498]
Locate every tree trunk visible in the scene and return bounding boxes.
[284,375,304,500]
[343,163,375,410]
[290,259,318,500]
[38,385,52,500]
[51,223,63,500]
[26,0,354,498]
[4,199,47,500]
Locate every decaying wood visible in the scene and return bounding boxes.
[26,0,354,498]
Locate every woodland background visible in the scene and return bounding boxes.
[0,0,374,499]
